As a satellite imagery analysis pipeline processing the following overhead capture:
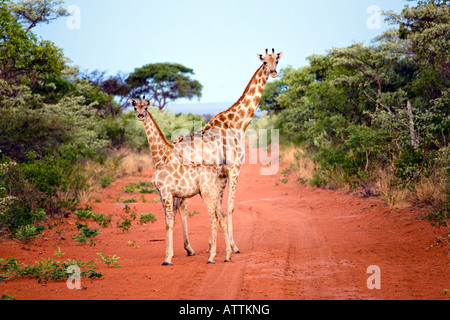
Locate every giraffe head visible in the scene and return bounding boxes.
[130,97,152,121]
[257,48,283,78]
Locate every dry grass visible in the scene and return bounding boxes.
[374,164,448,210]
[279,145,448,220]
[279,147,411,209]
[115,147,154,177]
[373,168,408,209]
[280,144,315,184]
[413,175,447,207]
[77,156,119,203]
[78,147,154,202]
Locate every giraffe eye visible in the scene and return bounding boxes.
[263,62,267,65]
[134,107,137,111]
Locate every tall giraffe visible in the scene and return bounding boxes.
[173,49,283,253]
[131,97,232,265]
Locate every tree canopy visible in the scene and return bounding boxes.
[126,62,203,110]
[7,0,69,30]
[0,1,64,86]
[0,0,206,230]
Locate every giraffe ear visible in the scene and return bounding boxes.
[146,98,152,106]
[277,52,283,61]
[130,99,137,107]
[257,53,264,62]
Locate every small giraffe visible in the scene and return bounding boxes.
[131,97,232,265]
[173,49,283,253]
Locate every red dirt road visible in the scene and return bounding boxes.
[1,159,449,300]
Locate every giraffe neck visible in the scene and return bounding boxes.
[205,65,269,132]
[142,112,173,169]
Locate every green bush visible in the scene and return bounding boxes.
[99,176,112,188]
[394,146,426,183]
[73,206,112,228]
[15,223,46,243]
[71,221,101,246]
[0,153,83,234]
[0,256,102,284]
[102,118,126,147]
[121,185,136,193]
[122,198,137,203]
[96,253,123,268]
[139,213,157,224]
[428,165,450,227]
[117,215,132,232]
[0,181,48,240]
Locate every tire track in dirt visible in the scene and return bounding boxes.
[145,159,448,300]
[234,193,348,299]
[169,197,259,300]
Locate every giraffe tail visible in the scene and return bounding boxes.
[173,197,182,213]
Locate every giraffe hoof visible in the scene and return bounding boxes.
[207,260,215,264]
[224,259,232,263]
[185,246,195,256]
[162,261,173,266]
[233,250,240,254]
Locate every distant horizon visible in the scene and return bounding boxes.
[164,101,263,117]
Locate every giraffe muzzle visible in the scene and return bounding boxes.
[270,70,278,78]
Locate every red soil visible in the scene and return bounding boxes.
[1,158,449,300]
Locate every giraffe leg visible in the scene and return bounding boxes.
[217,175,232,261]
[207,214,232,263]
[218,207,232,262]
[207,207,218,264]
[200,185,220,264]
[162,194,175,266]
[207,222,217,254]
[207,174,227,253]
[179,198,195,256]
[227,165,241,253]
[203,173,232,264]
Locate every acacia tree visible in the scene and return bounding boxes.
[79,70,131,118]
[7,0,69,31]
[126,63,202,110]
[0,0,63,87]
[100,72,131,116]
[386,0,450,75]
[385,0,449,140]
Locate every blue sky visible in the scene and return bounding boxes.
[33,0,411,113]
